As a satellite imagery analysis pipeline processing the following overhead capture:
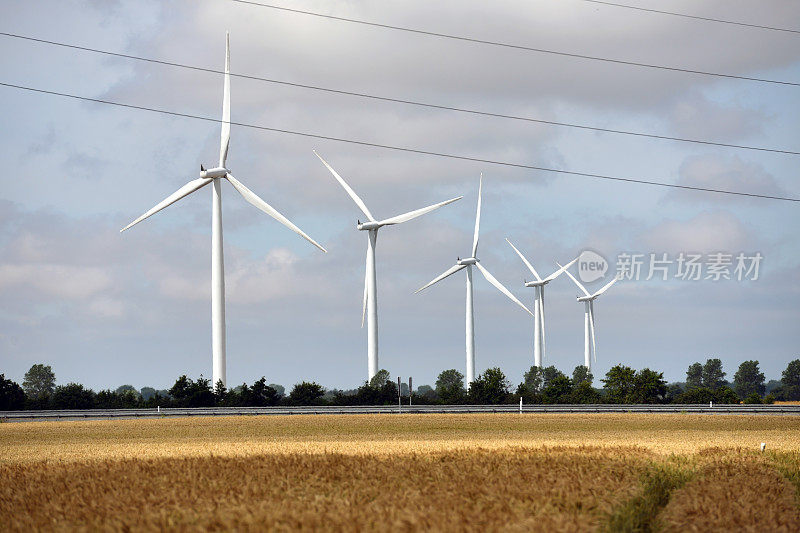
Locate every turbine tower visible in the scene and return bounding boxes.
[560,266,620,372]
[415,176,532,385]
[314,151,462,381]
[121,33,326,387]
[506,240,577,368]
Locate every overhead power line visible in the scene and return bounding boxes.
[2,32,797,157]
[227,0,800,87]
[580,0,800,35]
[1,81,796,203]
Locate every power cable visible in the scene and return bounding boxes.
[2,80,797,203]
[226,0,800,87]
[1,31,796,156]
[579,0,800,35]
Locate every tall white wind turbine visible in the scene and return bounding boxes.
[506,240,577,368]
[121,34,326,387]
[560,266,619,373]
[314,151,462,381]
[415,176,532,385]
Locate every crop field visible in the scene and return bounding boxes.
[2,414,799,531]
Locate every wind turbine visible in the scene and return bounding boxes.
[415,176,532,385]
[313,151,462,381]
[120,33,326,387]
[560,265,620,373]
[506,240,577,368]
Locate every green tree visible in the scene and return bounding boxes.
[541,366,565,389]
[140,387,158,401]
[0,374,26,410]
[114,385,140,407]
[541,375,572,404]
[213,380,227,405]
[665,383,684,402]
[369,369,391,389]
[468,367,510,404]
[169,375,192,403]
[436,369,465,404]
[714,386,740,404]
[94,389,123,409]
[685,362,703,390]
[289,381,325,405]
[602,365,636,404]
[674,387,714,404]
[243,378,280,406]
[781,359,800,400]
[517,366,543,403]
[629,369,668,404]
[416,385,437,401]
[734,360,765,399]
[268,384,286,398]
[674,385,739,404]
[743,392,763,404]
[572,366,593,386]
[52,383,95,409]
[168,375,214,407]
[570,380,601,404]
[702,358,726,390]
[22,364,55,402]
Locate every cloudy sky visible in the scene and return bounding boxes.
[1,0,798,391]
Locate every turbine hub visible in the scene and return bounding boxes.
[457,257,478,266]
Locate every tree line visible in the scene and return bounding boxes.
[1,358,798,411]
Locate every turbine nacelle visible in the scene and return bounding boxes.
[577,295,596,302]
[524,280,548,288]
[457,257,479,266]
[200,165,228,179]
[357,220,382,231]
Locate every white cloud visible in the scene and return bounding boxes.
[0,263,112,299]
[640,210,752,253]
[668,154,787,203]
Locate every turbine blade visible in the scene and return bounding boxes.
[589,301,597,363]
[226,173,327,252]
[219,32,231,167]
[592,276,619,298]
[471,174,481,257]
[120,177,213,232]
[415,264,465,293]
[544,255,579,282]
[313,151,375,221]
[362,246,368,328]
[506,238,542,281]
[377,196,462,226]
[558,263,591,297]
[475,262,532,316]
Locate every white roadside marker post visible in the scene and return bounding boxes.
[520,397,523,414]
[761,443,766,452]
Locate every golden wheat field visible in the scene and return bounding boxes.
[1,414,799,531]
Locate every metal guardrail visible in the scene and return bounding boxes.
[1,404,798,421]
